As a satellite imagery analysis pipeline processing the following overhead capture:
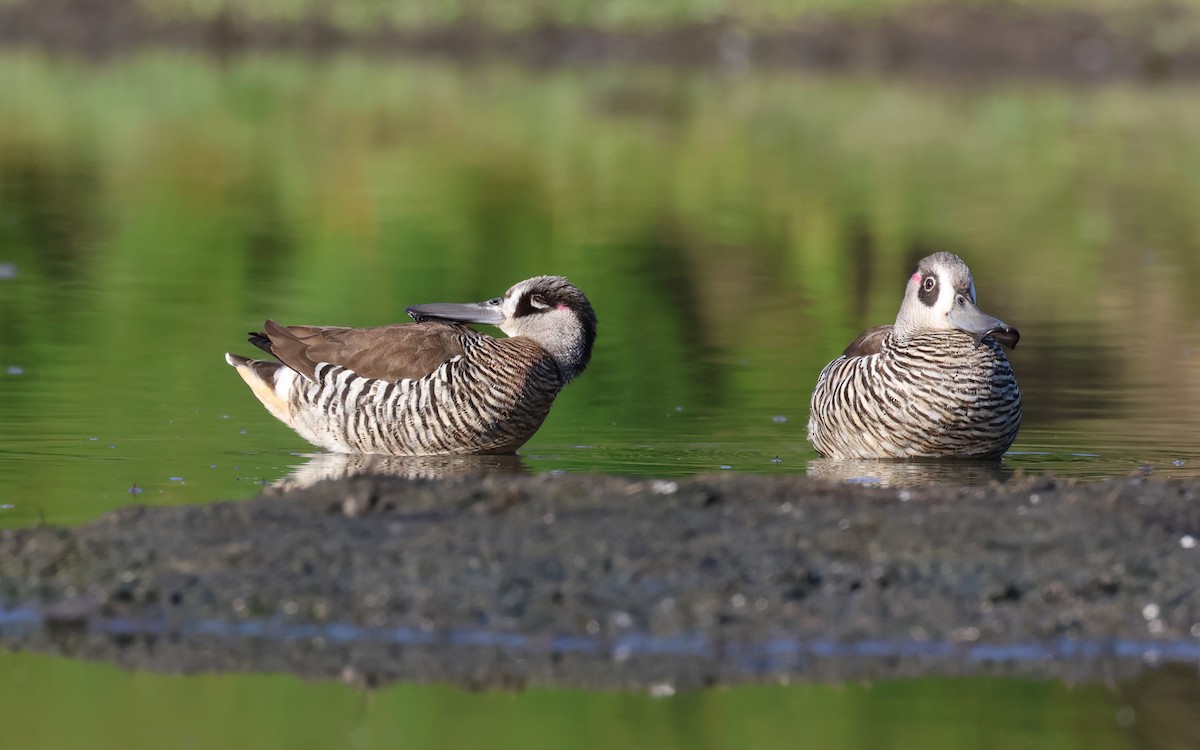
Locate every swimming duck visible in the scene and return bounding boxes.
[807,252,1021,459]
[226,275,596,455]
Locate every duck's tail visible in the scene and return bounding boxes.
[225,353,293,422]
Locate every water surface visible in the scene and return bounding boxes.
[7,649,1183,750]
[3,55,1200,527]
[2,52,1200,747]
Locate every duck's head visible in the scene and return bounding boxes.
[406,275,597,381]
[894,252,1019,349]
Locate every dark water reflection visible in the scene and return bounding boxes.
[1120,666,1200,750]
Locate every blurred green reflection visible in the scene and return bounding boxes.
[2,54,1200,529]
[0,650,1146,750]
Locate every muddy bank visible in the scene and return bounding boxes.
[3,0,1200,81]
[1,471,1199,690]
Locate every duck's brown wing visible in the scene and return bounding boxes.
[841,325,892,358]
[251,320,474,382]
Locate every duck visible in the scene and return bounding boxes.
[225,275,596,456]
[807,252,1021,459]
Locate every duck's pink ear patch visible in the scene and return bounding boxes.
[557,303,570,311]
[911,272,921,283]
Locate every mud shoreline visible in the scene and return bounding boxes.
[1,471,1198,690]
[3,0,1200,81]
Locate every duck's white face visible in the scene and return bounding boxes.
[405,275,598,380]
[495,278,574,338]
[495,276,597,380]
[894,252,1018,348]
[897,256,976,331]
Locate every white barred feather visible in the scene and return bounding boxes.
[807,330,1021,459]
[280,336,562,455]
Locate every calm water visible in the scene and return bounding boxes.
[3,51,1200,747]
[6,649,1194,750]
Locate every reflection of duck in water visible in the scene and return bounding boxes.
[805,457,1013,487]
[226,276,596,456]
[808,253,1022,459]
[272,452,528,492]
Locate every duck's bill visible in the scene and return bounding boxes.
[983,327,1020,348]
[405,301,506,325]
[949,301,1020,349]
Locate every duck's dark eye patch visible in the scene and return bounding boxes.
[514,292,550,317]
[918,275,938,306]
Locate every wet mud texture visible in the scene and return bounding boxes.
[3,0,1200,81]
[2,472,1199,690]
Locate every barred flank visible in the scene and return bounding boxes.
[808,331,1021,459]
[284,336,563,456]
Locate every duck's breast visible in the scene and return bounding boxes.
[808,332,1020,459]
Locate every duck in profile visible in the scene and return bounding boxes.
[807,252,1021,459]
[225,276,596,456]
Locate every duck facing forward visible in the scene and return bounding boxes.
[225,276,596,456]
[807,252,1021,459]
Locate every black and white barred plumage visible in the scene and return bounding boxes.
[226,276,595,456]
[809,330,1021,458]
[282,336,561,455]
[808,253,1022,459]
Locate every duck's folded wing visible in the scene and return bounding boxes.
[841,325,892,358]
[252,320,471,382]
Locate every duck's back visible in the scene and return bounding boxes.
[807,329,1021,459]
